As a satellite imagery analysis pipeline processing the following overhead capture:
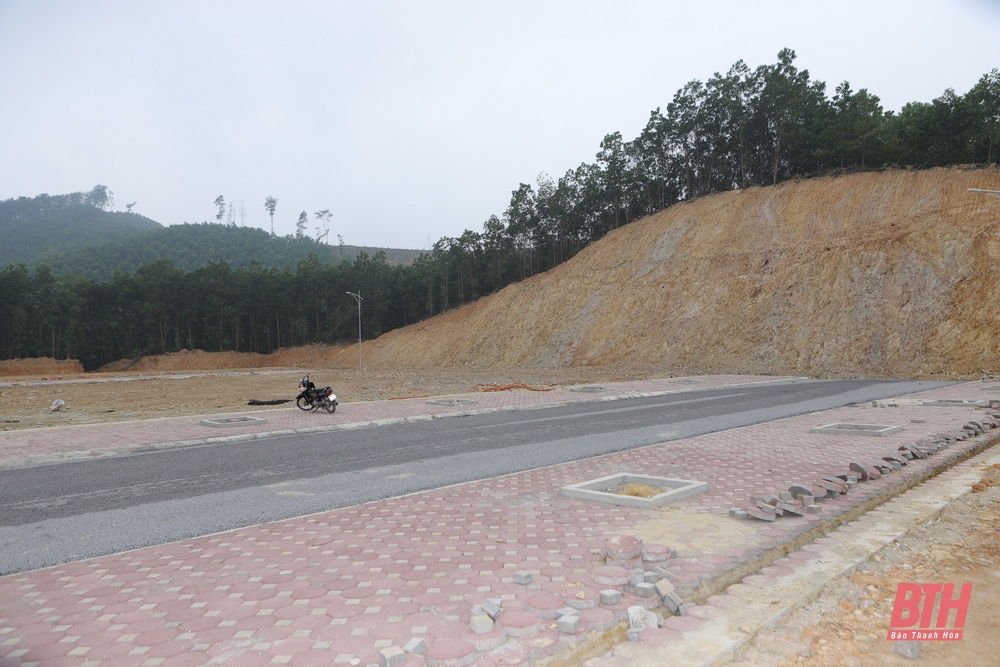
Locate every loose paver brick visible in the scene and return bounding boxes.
[634,582,656,598]
[380,646,406,667]
[775,501,806,517]
[470,614,494,634]
[788,483,813,499]
[599,590,622,605]
[404,637,428,655]
[591,566,630,587]
[641,543,673,563]
[498,611,541,639]
[605,535,642,560]
[745,506,776,521]
[814,478,846,495]
[557,615,581,634]
[481,599,502,621]
[849,461,881,480]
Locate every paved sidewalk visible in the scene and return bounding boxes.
[1,376,998,666]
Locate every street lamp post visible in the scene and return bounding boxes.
[346,291,363,369]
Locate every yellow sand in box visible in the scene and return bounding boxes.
[618,483,663,498]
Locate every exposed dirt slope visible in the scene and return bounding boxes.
[361,168,1000,378]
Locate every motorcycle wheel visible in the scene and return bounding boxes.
[324,399,337,414]
[296,397,315,411]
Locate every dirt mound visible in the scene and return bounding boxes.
[92,345,358,374]
[359,167,1000,378]
[0,358,83,377]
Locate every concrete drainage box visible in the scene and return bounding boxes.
[810,423,901,436]
[920,399,989,407]
[559,473,709,509]
[201,416,268,427]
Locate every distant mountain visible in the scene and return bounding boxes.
[1,189,425,280]
[0,190,161,266]
[35,223,424,280]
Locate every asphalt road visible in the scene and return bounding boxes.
[0,378,949,574]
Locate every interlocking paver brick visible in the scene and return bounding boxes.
[788,483,813,499]
[605,535,642,560]
[591,566,630,587]
[497,610,541,638]
[849,461,881,480]
[813,479,846,496]
[640,543,673,564]
[774,501,805,517]
[745,506,776,521]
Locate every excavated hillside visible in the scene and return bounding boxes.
[362,167,1000,379]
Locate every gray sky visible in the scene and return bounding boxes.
[1,0,998,250]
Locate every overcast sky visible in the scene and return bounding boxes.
[1,1,998,250]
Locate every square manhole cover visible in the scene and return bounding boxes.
[810,423,901,436]
[426,398,478,406]
[559,473,708,508]
[201,416,269,427]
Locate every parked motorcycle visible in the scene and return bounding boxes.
[296,374,338,413]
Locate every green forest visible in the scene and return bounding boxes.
[21,222,421,281]
[2,51,998,370]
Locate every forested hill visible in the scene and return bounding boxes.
[34,223,423,280]
[1,188,161,266]
[1,189,423,280]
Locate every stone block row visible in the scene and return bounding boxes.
[730,420,999,523]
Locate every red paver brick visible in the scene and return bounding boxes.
[590,565,630,587]
[424,638,475,666]
[499,610,542,638]
[605,535,642,560]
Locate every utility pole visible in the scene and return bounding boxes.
[346,292,363,369]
